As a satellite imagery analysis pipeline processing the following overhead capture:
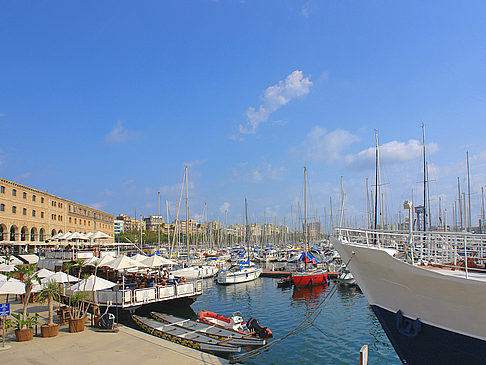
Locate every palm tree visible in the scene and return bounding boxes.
[37,279,61,326]
[8,264,40,329]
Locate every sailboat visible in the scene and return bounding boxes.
[292,167,328,287]
[216,198,262,285]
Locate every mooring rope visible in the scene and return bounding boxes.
[230,254,354,363]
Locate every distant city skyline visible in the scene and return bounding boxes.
[2,1,486,228]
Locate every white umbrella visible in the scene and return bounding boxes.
[41,271,79,284]
[80,233,92,240]
[37,268,55,278]
[61,232,74,240]
[97,254,116,267]
[69,275,116,292]
[104,255,145,271]
[91,231,113,240]
[0,278,25,295]
[49,232,63,241]
[0,256,23,265]
[83,256,100,266]
[0,273,7,281]
[0,264,15,272]
[69,232,87,240]
[141,255,177,268]
[130,253,150,263]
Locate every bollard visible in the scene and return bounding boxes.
[359,345,368,365]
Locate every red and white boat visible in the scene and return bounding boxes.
[197,310,272,338]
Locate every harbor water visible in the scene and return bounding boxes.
[149,276,401,364]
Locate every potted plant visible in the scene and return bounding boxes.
[68,290,89,332]
[6,313,40,342]
[7,264,41,341]
[37,279,61,337]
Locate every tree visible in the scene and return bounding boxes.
[8,264,40,329]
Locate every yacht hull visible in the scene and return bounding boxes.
[331,236,486,364]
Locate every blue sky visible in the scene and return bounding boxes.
[2,1,486,228]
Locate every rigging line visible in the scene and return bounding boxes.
[309,322,357,357]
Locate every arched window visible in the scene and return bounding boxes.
[10,226,18,241]
[39,228,45,241]
[30,227,37,241]
[51,229,57,238]
[0,225,5,240]
[21,226,28,241]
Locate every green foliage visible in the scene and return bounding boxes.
[5,312,40,330]
[37,280,61,303]
[7,264,40,329]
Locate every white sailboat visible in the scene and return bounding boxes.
[217,198,262,285]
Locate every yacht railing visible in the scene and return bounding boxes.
[63,279,203,308]
[334,227,486,279]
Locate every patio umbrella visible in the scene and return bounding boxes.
[90,231,113,240]
[41,271,79,284]
[0,273,7,281]
[96,254,116,267]
[37,268,55,278]
[83,256,100,266]
[0,256,23,265]
[141,255,177,268]
[0,278,25,295]
[0,264,15,272]
[130,253,149,263]
[104,255,145,271]
[69,275,116,292]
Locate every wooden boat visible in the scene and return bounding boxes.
[150,312,266,346]
[197,310,272,339]
[132,315,241,353]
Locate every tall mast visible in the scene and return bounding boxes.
[374,130,379,231]
[458,177,463,230]
[185,165,189,266]
[482,187,485,233]
[304,167,308,251]
[158,191,161,247]
[467,152,471,232]
[422,123,427,231]
[245,198,249,261]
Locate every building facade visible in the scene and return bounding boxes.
[114,219,125,234]
[0,178,114,242]
[143,215,164,232]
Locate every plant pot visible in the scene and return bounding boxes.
[69,317,85,333]
[41,324,59,338]
[15,328,34,342]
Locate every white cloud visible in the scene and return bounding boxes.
[301,2,310,17]
[184,160,207,168]
[236,70,313,137]
[220,202,230,215]
[122,179,135,187]
[297,126,360,164]
[91,201,108,210]
[17,172,32,180]
[345,139,439,169]
[232,162,285,184]
[105,121,139,144]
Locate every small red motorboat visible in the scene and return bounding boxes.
[197,310,272,338]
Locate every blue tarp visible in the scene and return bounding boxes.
[297,251,322,264]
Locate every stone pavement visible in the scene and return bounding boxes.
[0,297,228,365]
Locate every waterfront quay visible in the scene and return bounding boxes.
[0,298,227,365]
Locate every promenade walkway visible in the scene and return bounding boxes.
[0,298,227,365]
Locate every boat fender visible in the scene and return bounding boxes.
[395,310,421,337]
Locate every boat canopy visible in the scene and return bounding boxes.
[297,251,322,264]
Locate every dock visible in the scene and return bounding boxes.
[0,298,227,365]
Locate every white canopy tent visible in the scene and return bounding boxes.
[69,275,117,292]
[90,231,113,240]
[141,255,177,268]
[0,273,7,281]
[103,255,145,271]
[0,278,25,295]
[41,271,80,284]
[130,253,150,263]
[0,264,16,272]
[37,268,55,279]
